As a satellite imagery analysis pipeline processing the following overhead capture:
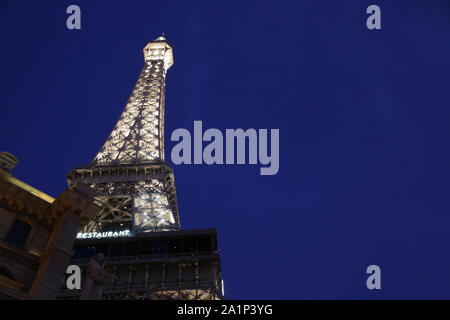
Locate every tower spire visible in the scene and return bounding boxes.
[94,37,173,165]
[67,37,180,233]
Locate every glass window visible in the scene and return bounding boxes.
[183,238,196,253]
[153,240,169,255]
[169,239,181,254]
[198,236,212,252]
[110,242,125,257]
[6,219,32,247]
[124,242,138,256]
[139,240,153,255]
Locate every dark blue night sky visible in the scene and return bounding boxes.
[2,0,450,299]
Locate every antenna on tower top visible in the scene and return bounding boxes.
[156,32,166,41]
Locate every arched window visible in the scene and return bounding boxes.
[6,219,32,247]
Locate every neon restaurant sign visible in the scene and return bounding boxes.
[76,230,131,239]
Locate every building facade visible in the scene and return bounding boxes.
[0,152,100,300]
[58,36,223,300]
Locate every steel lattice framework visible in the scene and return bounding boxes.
[67,37,180,233]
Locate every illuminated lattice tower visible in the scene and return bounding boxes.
[59,37,223,301]
[67,37,180,234]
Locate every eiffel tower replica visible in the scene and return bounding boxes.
[58,36,223,300]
